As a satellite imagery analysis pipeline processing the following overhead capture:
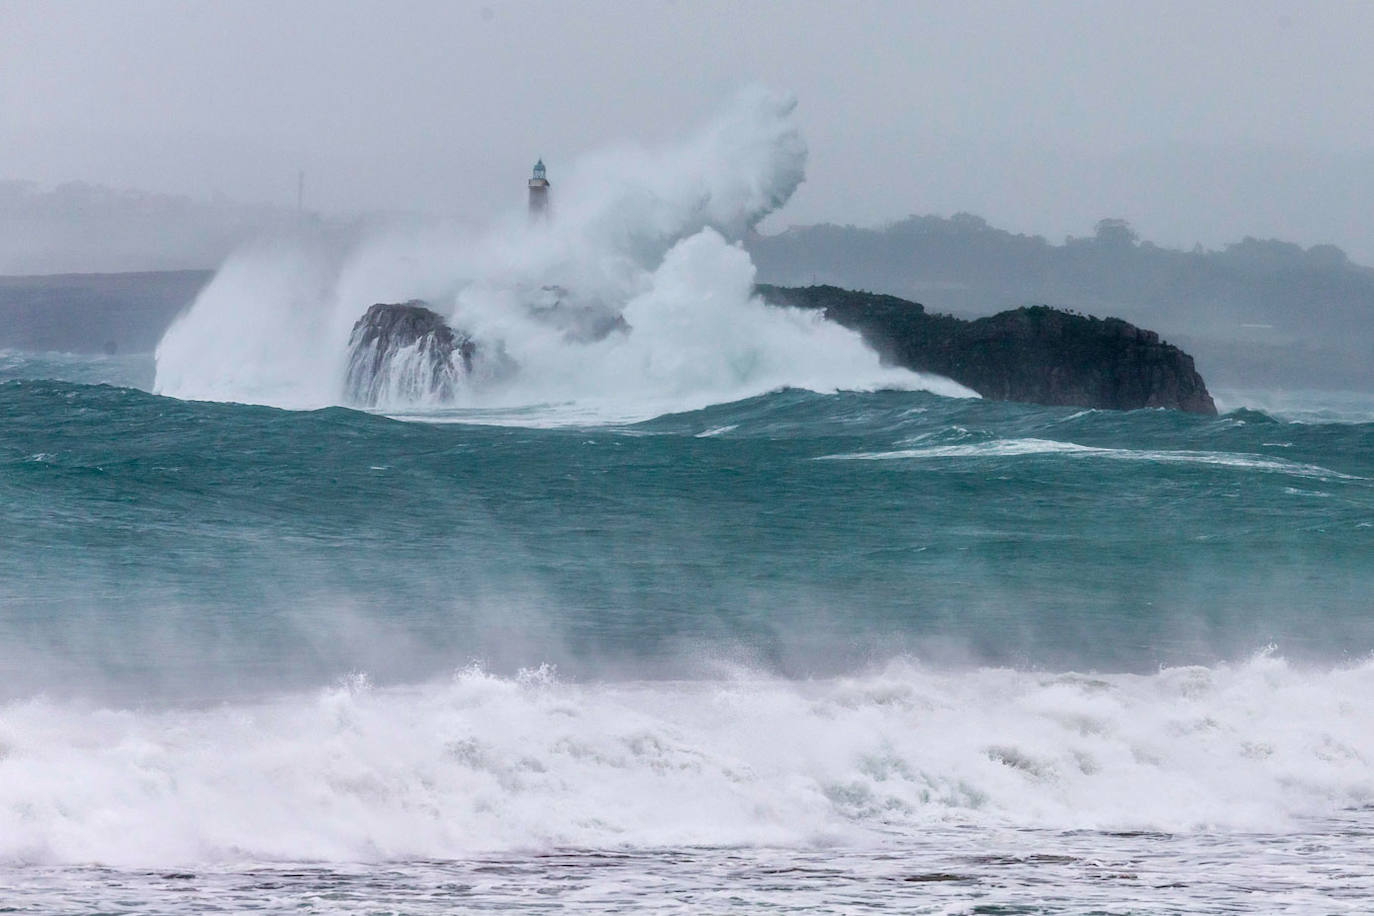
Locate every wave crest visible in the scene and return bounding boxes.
[153,89,969,422]
[3,653,1371,865]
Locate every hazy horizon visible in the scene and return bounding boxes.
[5,175,1374,277]
[5,1,1374,264]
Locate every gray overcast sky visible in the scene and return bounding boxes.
[4,0,1374,258]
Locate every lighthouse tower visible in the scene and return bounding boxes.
[528,158,550,220]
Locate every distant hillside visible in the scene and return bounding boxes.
[747,215,1374,391]
[0,180,300,275]
[7,212,1373,393]
[0,271,212,354]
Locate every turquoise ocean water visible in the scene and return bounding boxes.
[1,350,1372,912]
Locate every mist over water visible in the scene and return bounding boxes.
[5,368,1372,873]
[6,91,1374,913]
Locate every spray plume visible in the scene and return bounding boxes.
[154,88,973,421]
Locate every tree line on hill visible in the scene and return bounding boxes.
[2,187,1370,392]
[747,214,1374,390]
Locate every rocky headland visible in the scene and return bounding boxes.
[347,287,1217,413]
[759,284,1217,414]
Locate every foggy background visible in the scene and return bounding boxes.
[2,0,1372,391]
[4,0,1374,268]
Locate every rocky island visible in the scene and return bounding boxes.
[344,301,476,407]
[758,284,1217,414]
[347,288,1217,414]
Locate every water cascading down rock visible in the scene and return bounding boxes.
[344,301,475,407]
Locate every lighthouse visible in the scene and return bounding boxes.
[528,158,550,220]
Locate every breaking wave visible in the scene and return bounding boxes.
[1,653,1371,866]
[820,437,1362,480]
[153,89,971,421]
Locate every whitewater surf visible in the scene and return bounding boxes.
[3,90,1373,913]
[152,89,970,421]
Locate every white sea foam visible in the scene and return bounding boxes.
[821,437,1362,479]
[1,653,1371,866]
[1214,389,1374,424]
[153,89,971,423]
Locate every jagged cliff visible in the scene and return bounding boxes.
[759,284,1217,414]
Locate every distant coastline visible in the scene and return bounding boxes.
[0,270,211,355]
[3,211,1371,395]
[748,214,1374,391]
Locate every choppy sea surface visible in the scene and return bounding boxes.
[2,350,1372,913]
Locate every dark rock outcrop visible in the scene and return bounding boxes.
[345,301,475,407]
[759,284,1217,414]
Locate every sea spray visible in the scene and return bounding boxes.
[2,654,1372,866]
[5,353,1374,910]
[153,89,970,417]
[153,232,355,409]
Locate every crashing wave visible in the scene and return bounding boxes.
[344,302,475,407]
[1,653,1371,865]
[152,87,971,419]
[343,289,631,409]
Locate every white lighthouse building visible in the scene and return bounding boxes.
[528,159,550,220]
